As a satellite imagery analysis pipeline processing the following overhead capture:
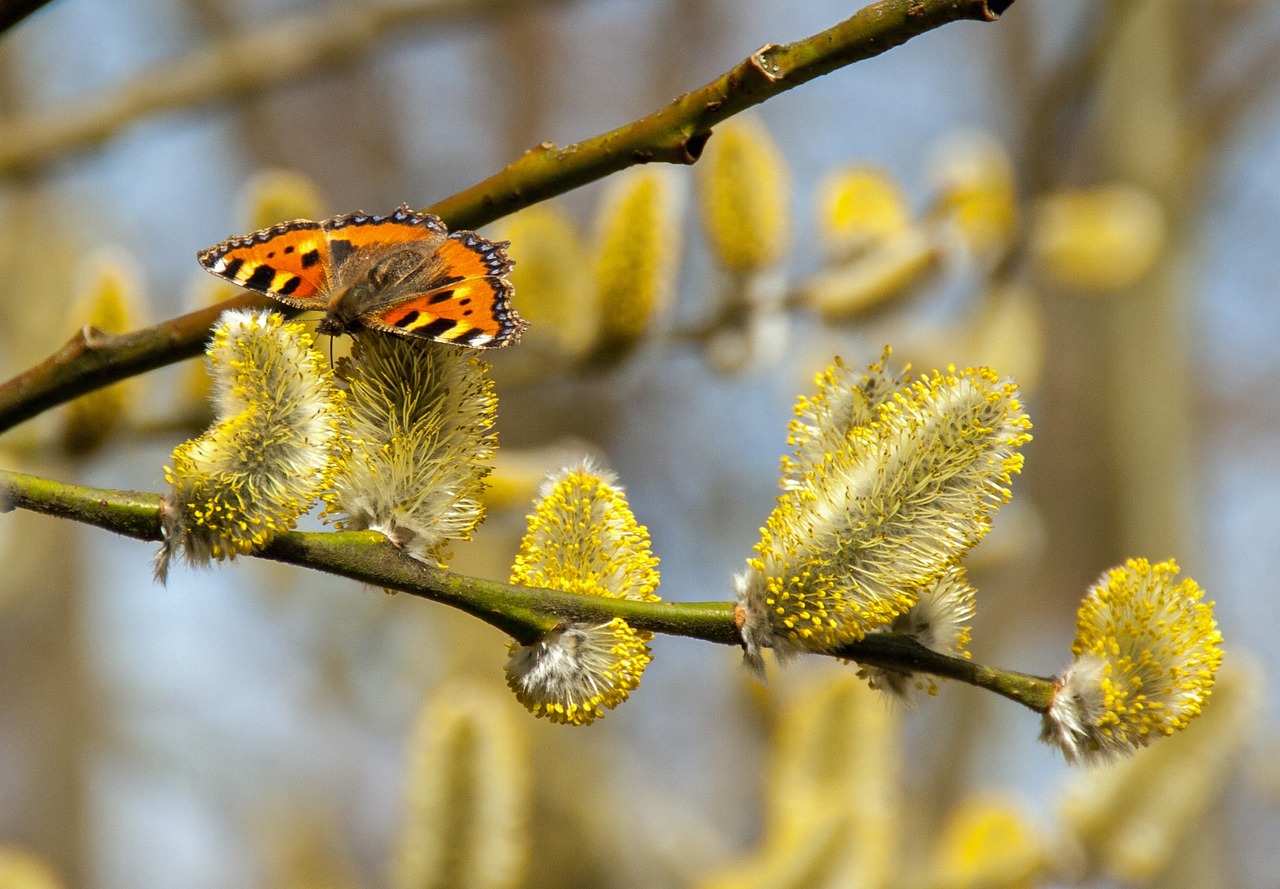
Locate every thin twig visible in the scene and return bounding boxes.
[0,0,1014,436]
[0,0,573,178]
[0,466,1057,712]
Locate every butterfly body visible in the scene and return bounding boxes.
[198,205,527,348]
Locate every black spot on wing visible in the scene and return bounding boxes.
[417,318,458,340]
[328,239,354,268]
[451,328,484,346]
[278,275,303,296]
[427,290,454,305]
[394,310,420,328]
[244,264,277,291]
[221,258,244,280]
[301,249,322,268]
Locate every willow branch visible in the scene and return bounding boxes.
[0,0,571,178]
[431,0,1013,230]
[0,0,1014,436]
[0,467,1056,712]
[0,294,270,433]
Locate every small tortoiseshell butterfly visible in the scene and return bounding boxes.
[197,204,527,348]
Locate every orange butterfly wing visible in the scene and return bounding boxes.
[361,231,527,349]
[196,219,331,308]
[198,205,527,349]
[320,205,448,268]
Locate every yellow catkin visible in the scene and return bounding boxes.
[493,203,595,363]
[697,115,791,274]
[927,796,1048,889]
[816,164,912,260]
[739,360,1031,664]
[932,133,1018,257]
[1029,184,1165,293]
[323,335,496,565]
[242,169,326,230]
[505,463,660,725]
[696,674,900,889]
[394,686,529,889]
[802,230,941,320]
[590,167,681,362]
[61,254,146,455]
[158,310,345,578]
[1060,558,1223,759]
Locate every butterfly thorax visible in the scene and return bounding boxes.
[318,246,436,336]
[316,283,375,336]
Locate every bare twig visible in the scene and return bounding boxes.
[0,0,1015,435]
[0,466,1057,712]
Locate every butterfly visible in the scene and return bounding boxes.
[197,204,527,348]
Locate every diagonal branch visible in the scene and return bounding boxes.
[0,466,1056,712]
[0,0,1015,437]
[433,0,1013,230]
[0,294,270,433]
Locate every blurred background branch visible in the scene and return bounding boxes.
[0,0,575,177]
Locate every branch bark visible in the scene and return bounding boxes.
[0,0,1014,436]
[433,0,1013,230]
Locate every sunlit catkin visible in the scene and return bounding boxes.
[1060,659,1257,882]
[0,847,63,889]
[61,253,146,455]
[737,357,1031,672]
[323,335,496,565]
[697,675,900,889]
[505,461,660,725]
[926,796,1049,889]
[394,686,529,889]
[156,310,344,581]
[799,229,941,321]
[1029,184,1165,293]
[241,168,325,230]
[589,167,681,363]
[816,164,912,261]
[697,115,791,274]
[931,132,1018,259]
[1040,558,1223,765]
[493,203,595,364]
